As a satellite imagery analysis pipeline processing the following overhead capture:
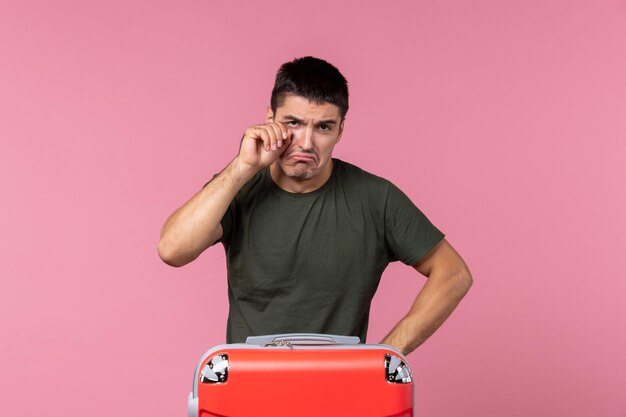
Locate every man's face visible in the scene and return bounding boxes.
[267,94,344,182]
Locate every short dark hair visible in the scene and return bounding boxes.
[270,56,349,121]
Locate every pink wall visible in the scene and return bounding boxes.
[1,0,625,415]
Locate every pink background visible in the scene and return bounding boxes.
[1,0,625,415]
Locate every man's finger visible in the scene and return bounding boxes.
[256,128,271,152]
[277,121,290,141]
[262,125,279,151]
[268,123,284,149]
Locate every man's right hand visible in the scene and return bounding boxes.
[235,121,292,176]
[157,121,293,267]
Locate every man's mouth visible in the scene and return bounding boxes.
[289,152,317,163]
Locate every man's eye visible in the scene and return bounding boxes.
[319,124,330,131]
[285,121,298,126]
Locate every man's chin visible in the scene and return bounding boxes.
[277,160,314,180]
[270,161,318,187]
[287,168,313,181]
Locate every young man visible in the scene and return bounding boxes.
[158,56,472,356]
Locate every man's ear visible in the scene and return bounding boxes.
[266,106,274,122]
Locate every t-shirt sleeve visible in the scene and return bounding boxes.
[384,182,445,266]
[202,176,235,247]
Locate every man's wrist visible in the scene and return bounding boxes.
[227,157,258,186]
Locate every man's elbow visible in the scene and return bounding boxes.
[440,267,473,299]
[456,268,473,296]
[157,239,193,268]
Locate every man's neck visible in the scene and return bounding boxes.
[269,159,334,193]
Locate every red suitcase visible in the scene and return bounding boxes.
[187,333,415,417]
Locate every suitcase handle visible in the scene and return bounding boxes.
[245,333,361,346]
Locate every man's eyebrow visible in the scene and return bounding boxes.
[282,114,338,125]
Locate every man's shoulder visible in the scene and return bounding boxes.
[333,158,389,184]
[334,158,393,189]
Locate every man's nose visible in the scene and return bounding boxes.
[292,126,314,150]
[300,125,314,150]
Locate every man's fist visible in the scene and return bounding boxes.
[236,121,292,173]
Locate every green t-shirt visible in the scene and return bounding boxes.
[216,158,445,343]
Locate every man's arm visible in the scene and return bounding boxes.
[380,238,473,355]
[157,121,292,267]
[157,159,252,267]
